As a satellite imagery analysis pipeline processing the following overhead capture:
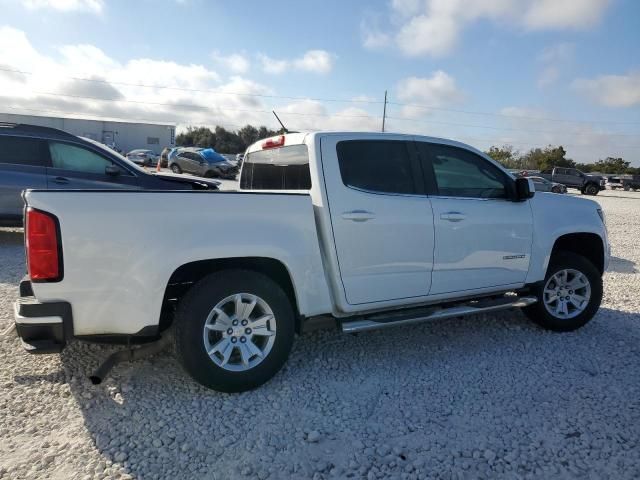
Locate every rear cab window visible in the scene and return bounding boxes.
[240,143,311,190]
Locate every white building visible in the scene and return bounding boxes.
[0,112,175,154]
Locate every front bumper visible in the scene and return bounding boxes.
[13,278,72,354]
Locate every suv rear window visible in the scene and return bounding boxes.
[0,136,47,167]
[240,144,311,190]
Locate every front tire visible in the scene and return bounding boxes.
[523,251,602,332]
[584,184,599,195]
[175,270,295,393]
[170,163,182,174]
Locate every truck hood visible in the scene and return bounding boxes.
[532,190,599,210]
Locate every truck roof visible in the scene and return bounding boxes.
[244,131,486,156]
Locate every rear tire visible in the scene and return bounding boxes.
[523,251,602,332]
[175,270,295,393]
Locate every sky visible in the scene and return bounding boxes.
[0,0,639,163]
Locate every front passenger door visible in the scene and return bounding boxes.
[417,142,533,296]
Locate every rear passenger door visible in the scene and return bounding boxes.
[321,135,435,305]
[0,136,48,223]
[46,141,140,190]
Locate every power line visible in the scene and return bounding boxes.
[0,66,383,105]
[385,115,640,137]
[0,105,287,131]
[3,64,640,127]
[27,90,379,119]
[453,135,640,150]
[387,102,640,126]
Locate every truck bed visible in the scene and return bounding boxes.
[23,189,332,336]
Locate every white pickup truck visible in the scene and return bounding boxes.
[14,132,609,392]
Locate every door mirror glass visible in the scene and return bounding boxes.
[514,177,535,201]
[105,164,120,176]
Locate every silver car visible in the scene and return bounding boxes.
[529,176,567,193]
[126,149,158,167]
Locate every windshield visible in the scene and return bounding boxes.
[81,137,148,174]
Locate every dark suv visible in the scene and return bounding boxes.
[0,123,219,227]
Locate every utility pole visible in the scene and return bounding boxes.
[382,90,387,132]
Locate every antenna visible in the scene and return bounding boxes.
[382,90,387,132]
[272,110,289,134]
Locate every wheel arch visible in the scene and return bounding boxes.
[161,257,302,332]
[550,232,605,275]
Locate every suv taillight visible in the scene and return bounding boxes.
[26,208,62,282]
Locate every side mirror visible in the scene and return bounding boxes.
[105,164,120,176]
[514,177,535,201]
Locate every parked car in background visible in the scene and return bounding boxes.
[606,176,623,190]
[168,147,238,179]
[539,167,604,195]
[126,149,158,167]
[0,124,219,226]
[529,176,567,193]
[622,175,640,191]
[14,132,609,393]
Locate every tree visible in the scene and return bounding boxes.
[237,125,259,148]
[521,145,574,171]
[176,126,215,148]
[592,157,630,174]
[175,124,279,152]
[486,145,519,169]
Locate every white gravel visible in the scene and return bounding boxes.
[1,191,640,479]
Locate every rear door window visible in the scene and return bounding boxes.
[336,140,416,195]
[241,144,311,190]
[0,136,48,167]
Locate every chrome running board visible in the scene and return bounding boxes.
[340,296,537,333]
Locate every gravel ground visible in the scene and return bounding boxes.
[1,191,639,480]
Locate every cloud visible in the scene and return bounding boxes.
[0,27,376,136]
[293,50,333,74]
[572,72,640,107]
[211,51,250,74]
[395,71,464,117]
[259,50,335,75]
[366,0,611,57]
[23,0,104,14]
[524,0,611,29]
[537,42,574,87]
[275,99,380,131]
[258,54,289,75]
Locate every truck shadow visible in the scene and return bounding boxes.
[13,306,640,479]
[0,228,23,246]
[608,256,637,274]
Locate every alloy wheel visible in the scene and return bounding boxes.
[202,293,277,372]
[543,268,591,319]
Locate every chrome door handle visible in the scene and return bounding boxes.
[53,177,69,185]
[440,212,466,222]
[341,210,375,222]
